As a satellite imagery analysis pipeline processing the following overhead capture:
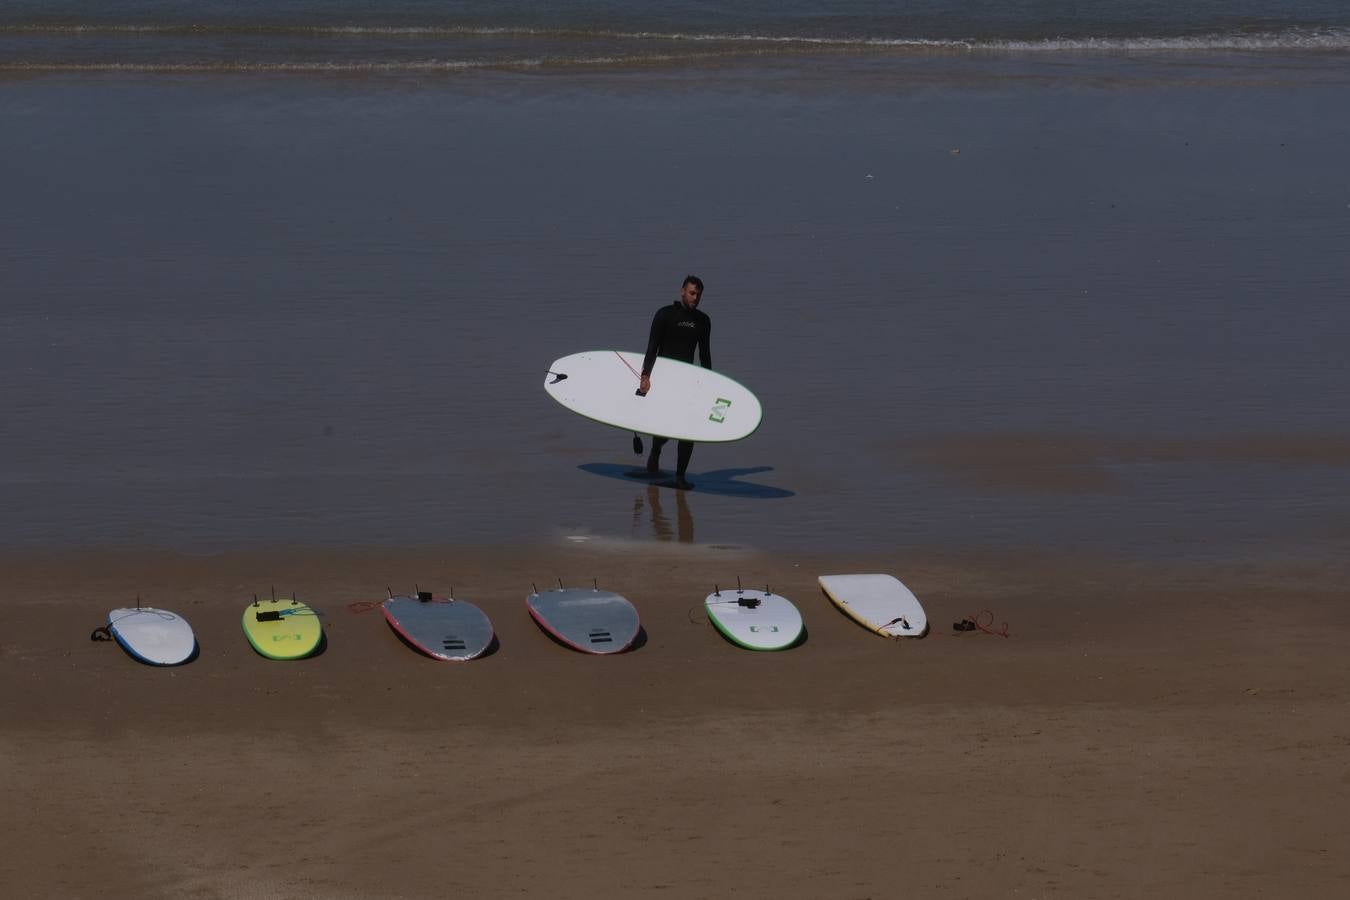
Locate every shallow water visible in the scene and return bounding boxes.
[2,47,1349,562]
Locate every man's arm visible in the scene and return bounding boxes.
[698,316,712,369]
[638,307,668,395]
[641,307,667,377]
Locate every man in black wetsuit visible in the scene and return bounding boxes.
[638,275,711,491]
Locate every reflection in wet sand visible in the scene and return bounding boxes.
[633,484,694,543]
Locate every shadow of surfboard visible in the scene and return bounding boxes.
[578,462,795,499]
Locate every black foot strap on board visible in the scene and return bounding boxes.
[90,626,112,642]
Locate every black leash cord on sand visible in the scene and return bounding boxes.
[951,609,1010,637]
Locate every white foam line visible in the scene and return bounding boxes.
[6,23,1350,52]
[0,53,719,73]
[987,32,1350,52]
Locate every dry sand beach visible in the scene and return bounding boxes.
[3,543,1347,899]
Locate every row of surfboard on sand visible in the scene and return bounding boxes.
[93,574,927,666]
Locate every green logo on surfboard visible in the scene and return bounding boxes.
[708,397,732,423]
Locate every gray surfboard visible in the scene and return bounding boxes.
[526,587,640,654]
[382,594,495,661]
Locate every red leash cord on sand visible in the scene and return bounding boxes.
[972,609,1009,637]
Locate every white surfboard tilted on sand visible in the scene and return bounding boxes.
[818,574,928,639]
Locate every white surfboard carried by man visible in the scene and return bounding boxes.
[544,275,762,491]
[544,350,762,443]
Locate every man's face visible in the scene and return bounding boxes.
[681,283,702,309]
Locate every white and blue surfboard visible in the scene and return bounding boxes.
[106,607,197,665]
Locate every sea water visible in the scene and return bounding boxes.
[2,2,1349,562]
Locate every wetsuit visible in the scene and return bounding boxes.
[641,301,712,480]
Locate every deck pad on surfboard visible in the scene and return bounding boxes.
[526,587,640,654]
[107,607,196,665]
[704,589,803,651]
[242,597,323,659]
[818,574,928,639]
[382,595,494,661]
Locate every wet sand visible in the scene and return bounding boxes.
[2,543,1347,898]
[6,74,1350,559]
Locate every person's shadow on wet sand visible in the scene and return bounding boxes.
[578,462,795,499]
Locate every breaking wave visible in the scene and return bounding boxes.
[3,22,1348,73]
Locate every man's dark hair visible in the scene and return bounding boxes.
[683,275,704,294]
